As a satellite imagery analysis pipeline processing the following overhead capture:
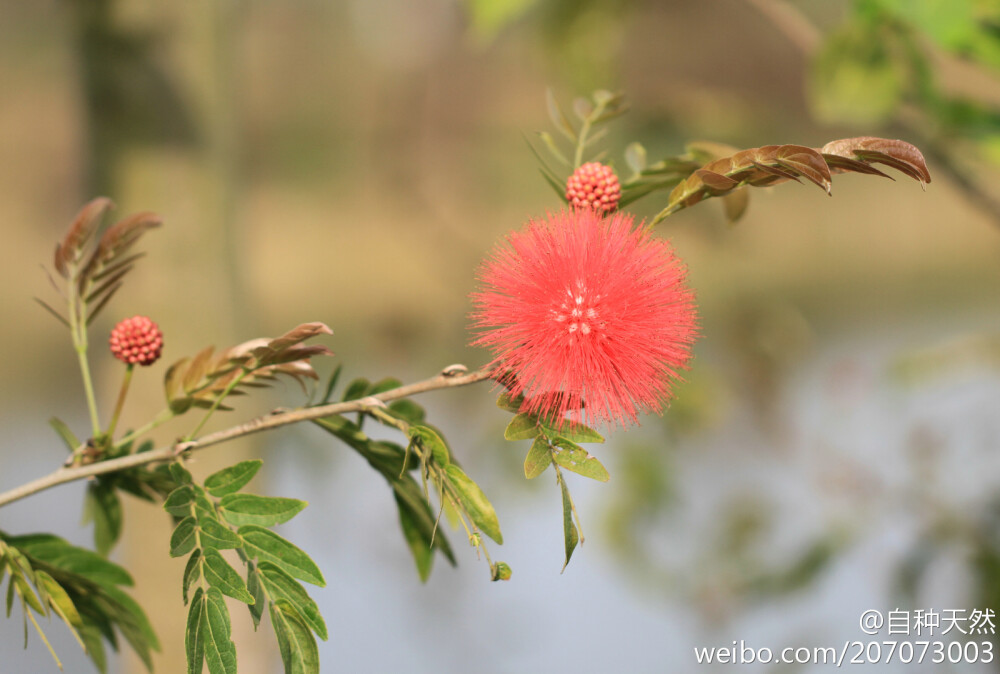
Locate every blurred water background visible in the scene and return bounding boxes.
[1,1,999,672]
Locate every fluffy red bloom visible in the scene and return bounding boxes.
[471,210,697,428]
[565,162,621,213]
[109,316,163,366]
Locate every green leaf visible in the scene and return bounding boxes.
[560,479,579,571]
[408,425,450,465]
[341,377,370,401]
[540,417,604,444]
[496,392,524,414]
[218,494,307,528]
[101,583,161,655]
[202,549,254,604]
[204,460,263,497]
[79,624,108,674]
[170,462,194,485]
[386,399,425,424]
[504,413,539,441]
[239,526,325,587]
[198,519,243,551]
[186,588,206,674]
[9,536,134,587]
[203,588,238,674]
[523,437,552,479]
[11,566,46,615]
[170,517,198,558]
[6,566,15,617]
[182,549,202,605]
[368,377,402,394]
[193,489,218,523]
[257,562,327,640]
[36,570,85,648]
[84,484,123,556]
[625,141,647,176]
[546,87,576,142]
[395,496,434,583]
[319,363,342,404]
[49,417,80,452]
[270,599,320,674]
[538,131,570,166]
[551,438,610,482]
[163,485,197,517]
[392,483,456,567]
[246,563,265,629]
[444,465,503,544]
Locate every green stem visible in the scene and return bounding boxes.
[75,345,101,436]
[573,118,591,169]
[66,268,101,437]
[550,457,585,543]
[106,364,133,438]
[572,100,608,169]
[186,369,248,440]
[115,408,177,450]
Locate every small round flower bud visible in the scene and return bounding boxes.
[565,162,621,213]
[109,316,164,366]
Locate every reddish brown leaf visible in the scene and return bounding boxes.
[773,145,831,193]
[694,169,739,193]
[821,154,892,179]
[722,188,750,224]
[258,345,335,367]
[85,282,123,325]
[820,137,931,184]
[654,137,931,223]
[750,161,802,183]
[79,212,161,295]
[182,347,216,393]
[264,322,334,354]
[54,198,113,278]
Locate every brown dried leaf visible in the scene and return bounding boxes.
[54,198,114,278]
[653,137,930,223]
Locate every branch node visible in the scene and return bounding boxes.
[172,441,196,457]
[441,363,468,377]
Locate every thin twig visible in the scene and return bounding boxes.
[0,366,494,509]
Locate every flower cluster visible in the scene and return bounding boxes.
[565,162,621,212]
[471,208,697,428]
[109,316,164,366]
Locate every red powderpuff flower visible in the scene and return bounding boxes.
[471,209,697,428]
[565,162,621,213]
[109,316,163,366]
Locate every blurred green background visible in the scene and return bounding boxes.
[2,0,1000,672]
